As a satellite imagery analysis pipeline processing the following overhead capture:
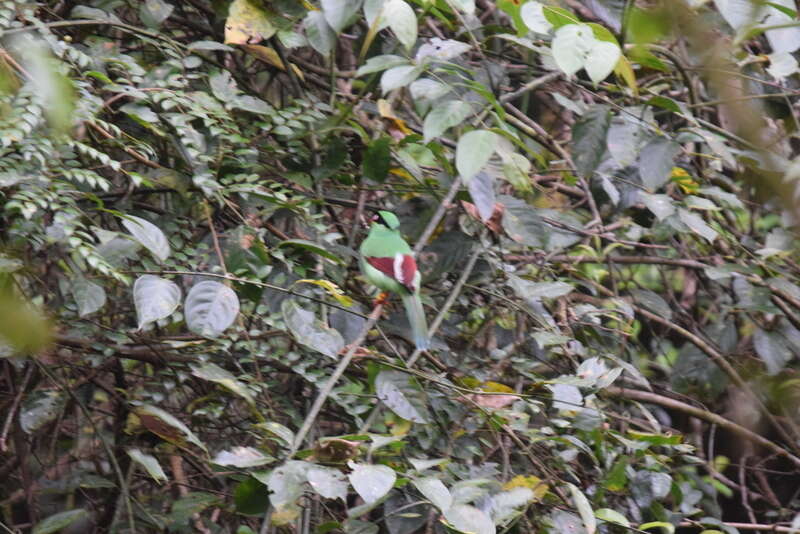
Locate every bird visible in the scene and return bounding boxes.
[359,210,430,350]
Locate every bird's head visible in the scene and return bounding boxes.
[371,210,400,230]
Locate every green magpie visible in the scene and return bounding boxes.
[359,210,430,350]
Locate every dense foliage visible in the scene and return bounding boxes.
[2,0,800,533]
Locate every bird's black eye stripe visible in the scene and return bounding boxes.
[373,213,389,227]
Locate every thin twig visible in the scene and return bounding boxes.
[0,365,33,453]
[604,387,800,469]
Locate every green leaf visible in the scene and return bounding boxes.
[137,404,207,452]
[278,239,346,264]
[322,0,363,32]
[375,370,430,423]
[133,275,181,330]
[423,100,473,143]
[32,509,88,534]
[638,137,680,191]
[456,129,498,183]
[468,171,496,221]
[140,0,174,28]
[282,300,345,358]
[639,521,675,534]
[308,466,349,501]
[266,460,310,507]
[356,55,409,76]
[569,483,596,534]
[413,477,452,511]
[184,281,240,338]
[572,105,611,178]
[640,193,675,221]
[678,209,718,243]
[362,136,392,182]
[381,64,423,93]
[753,327,793,375]
[212,446,275,467]
[520,1,553,33]
[20,390,65,434]
[168,492,219,528]
[595,508,630,527]
[235,477,271,515]
[305,11,336,56]
[630,289,672,320]
[443,504,496,534]
[508,276,574,300]
[551,24,595,76]
[543,6,580,28]
[257,421,296,447]
[122,215,170,261]
[585,40,621,84]
[343,519,379,534]
[71,277,106,317]
[192,363,255,406]
[385,0,418,50]
[128,448,168,483]
[189,40,235,51]
[348,462,397,503]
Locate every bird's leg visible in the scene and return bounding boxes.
[373,291,390,306]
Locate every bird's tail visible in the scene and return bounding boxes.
[402,293,430,350]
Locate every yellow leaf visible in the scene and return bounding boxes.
[242,44,284,69]
[670,166,698,193]
[224,0,277,45]
[295,279,353,307]
[389,168,414,180]
[503,475,549,502]
[614,55,638,96]
[481,381,514,393]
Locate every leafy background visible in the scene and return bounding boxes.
[1,0,800,533]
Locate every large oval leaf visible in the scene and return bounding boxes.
[322,0,363,32]
[282,299,344,358]
[72,277,106,317]
[185,281,240,337]
[456,129,498,184]
[423,100,473,143]
[133,275,181,330]
[122,215,170,262]
[375,370,429,423]
[443,504,495,534]
[348,462,396,503]
[385,0,417,50]
[32,509,88,534]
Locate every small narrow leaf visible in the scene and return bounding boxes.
[128,448,167,483]
[192,362,255,406]
[32,510,88,534]
[569,483,596,534]
[212,446,275,467]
